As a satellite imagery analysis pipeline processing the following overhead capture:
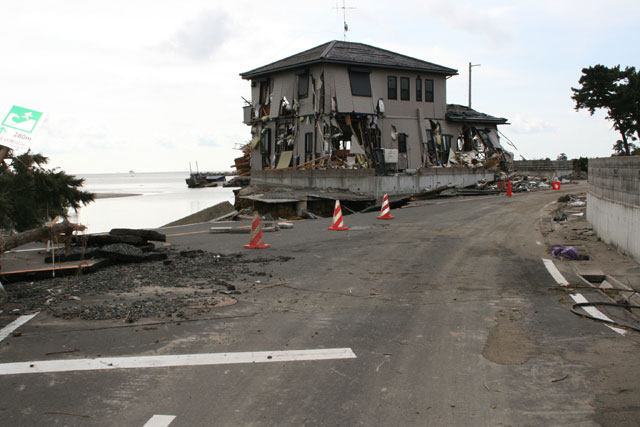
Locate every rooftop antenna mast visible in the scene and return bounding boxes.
[334,0,355,40]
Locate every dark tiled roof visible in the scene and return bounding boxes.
[240,40,458,79]
[446,104,508,125]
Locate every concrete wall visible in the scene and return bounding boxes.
[513,160,573,177]
[587,157,640,263]
[251,168,495,199]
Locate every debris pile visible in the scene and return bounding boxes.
[1,228,169,284]
[225,145,252,188]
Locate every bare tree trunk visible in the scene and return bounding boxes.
[615,119,631,156]
[0,145,9,163]
[0,221,86,254]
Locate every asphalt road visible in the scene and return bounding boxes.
[1,187,639,426]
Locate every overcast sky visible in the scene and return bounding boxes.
[2,0,638,174]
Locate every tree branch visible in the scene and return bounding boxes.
[0,220,86,254]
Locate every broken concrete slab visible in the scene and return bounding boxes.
[163,201,236,227]
[109,228,166,242]
[96,244,168,263]
[82,234,148,247]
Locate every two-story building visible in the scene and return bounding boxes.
[240,40,510,177]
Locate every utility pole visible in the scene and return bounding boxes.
[468,62,481,108]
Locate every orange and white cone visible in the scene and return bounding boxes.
[506,181,513,197]
[376,193,395,220]
[328,200,349,231]
[244,214,271,249]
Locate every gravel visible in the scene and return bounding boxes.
[2,249,293,323]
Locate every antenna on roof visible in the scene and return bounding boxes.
[334,0,355,40]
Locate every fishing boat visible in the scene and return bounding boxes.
[185,173,225,188]
[185,161,226,188]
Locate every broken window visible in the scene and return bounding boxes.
[416,78,422,102]
[349,70,372,97]
[297,72,309,98]
[400,77,410,100]
[276,122,294,154]
[398,133,407,153]
[387,76,397,100]
[259,79,271,105]
[425,79,434,102]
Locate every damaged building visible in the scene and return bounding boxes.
[238,40,512,210]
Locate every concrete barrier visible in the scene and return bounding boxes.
[587,157,640,263]
[251,168,496,199]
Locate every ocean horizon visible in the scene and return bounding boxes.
[68,171,236,234]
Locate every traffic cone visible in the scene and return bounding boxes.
[376,193,395,220]
[244,214,271,249]
[328,200,349,231]
[506,181,513,197]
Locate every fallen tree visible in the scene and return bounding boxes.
[0,220,86,255]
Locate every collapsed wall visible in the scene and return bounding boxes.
[587,157,640,263]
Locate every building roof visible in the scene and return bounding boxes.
[446,104,508,125]
[240,40,458,79]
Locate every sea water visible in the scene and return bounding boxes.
[67,172,235,233]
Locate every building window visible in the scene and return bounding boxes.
[297,72,309,98]
[400,77,410,100]
[305,132,313,155]
[398,133,407,153]
[349,70,372,97]
[416,78,422,102]
[259,79,270,105]
[387,76,397,100]
[425,79,434,102]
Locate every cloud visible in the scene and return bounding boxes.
[197,136,220,148]
[161,10,232,60]
[418,0,514,45]
[509,114,555,134]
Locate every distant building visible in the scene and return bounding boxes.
[240,40,511,175]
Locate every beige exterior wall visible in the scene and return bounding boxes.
[245,62,455,171]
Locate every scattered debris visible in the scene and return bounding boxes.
[551,374,569,383]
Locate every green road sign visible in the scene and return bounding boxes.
[2,105,44,134]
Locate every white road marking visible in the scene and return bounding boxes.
[143,415,176,427]
[570,294,626,335]
[542,259,625,335]
[542,258,569,286]
[0,348,357,376]
[0,313,39,342]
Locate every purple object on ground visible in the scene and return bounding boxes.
[552,245,580,260]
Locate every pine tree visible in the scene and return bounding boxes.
[0,151,94,232]
[572,65,640,156]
